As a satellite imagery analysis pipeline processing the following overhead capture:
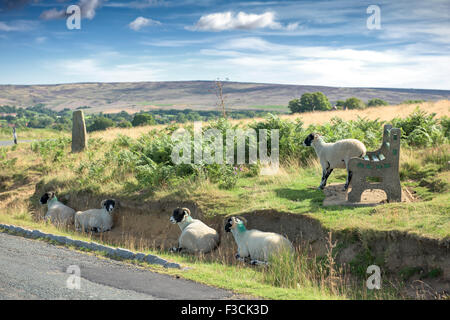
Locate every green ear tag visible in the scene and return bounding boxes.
[237,222,246,232]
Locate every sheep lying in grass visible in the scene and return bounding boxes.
[75,199,116,233]
[40,192,75,226]
[169,207,219,253]
[303,133,366,191]
[224,216,293,265]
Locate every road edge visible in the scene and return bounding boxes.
[0,223,182,269]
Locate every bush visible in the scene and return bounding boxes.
[117,120,132,128]
[401,99,425,105]
[392,108,446,147]
[288,92,331,113]
[132,113,156,127]
[344,97,366,110]
[367,98,388,107]
[87,117,115,132]
[440,116,450,138]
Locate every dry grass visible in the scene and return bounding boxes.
[231,99,450,127]
[87,100,450,142]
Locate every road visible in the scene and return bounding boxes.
[0,232,235,300]
[0,140,37,147]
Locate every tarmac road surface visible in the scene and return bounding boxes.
[0,232,235,300]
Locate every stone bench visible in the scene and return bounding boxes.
[348,124,402,203]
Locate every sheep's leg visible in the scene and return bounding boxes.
[344,171,353,191]
[343,162,352,191]
[250,259,269,266]
[236,254,245,262]
[322,168,333,188]
[318,169,327,189]
[170,247,183,253]
[319,165,333,189]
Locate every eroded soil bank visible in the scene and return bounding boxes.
[32,189,450,295]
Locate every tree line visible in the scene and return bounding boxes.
[287,92,422,114]
[0,105,280,132]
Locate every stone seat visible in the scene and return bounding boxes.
[348,124,402,203]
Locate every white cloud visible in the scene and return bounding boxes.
[40,0,102,20]
[105,0,168,9]
[129,17,161,31]
[199,37,450,89]
[53,57,162,82]
[187,11,298,31]
[40,8,65,20]
[35,36,47,44]
[0,20,37,31]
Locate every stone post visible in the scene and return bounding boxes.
[72,110,87,153]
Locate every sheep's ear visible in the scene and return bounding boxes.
[313,133,320,140]
[49,191,55,199]
[236,216,247,226]
[183,208,191,216]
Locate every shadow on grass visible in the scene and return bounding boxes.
[275,187,324,205]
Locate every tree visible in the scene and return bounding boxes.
[213,78,229,118]
[335,100,346,109]
[367,98,388,107]
[344,97,366,110]
[117,120,132,128]
[132,113,156,127]
[288,92,331,113]
[87,117,114,132]
[288,98,302,113]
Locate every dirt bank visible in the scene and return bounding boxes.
[31,189,450,295]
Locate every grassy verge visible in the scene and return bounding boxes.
[0,127,69,141]
[0,212,402,300]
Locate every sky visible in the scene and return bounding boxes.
[0,0,449,89]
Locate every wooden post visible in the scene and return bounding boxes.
[72,110,87,153]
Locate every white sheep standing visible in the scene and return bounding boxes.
[224,216,293,265]
[40,191,76,226]
[169,207,219,253]
[303,133,366,191]
[75,199,116,233]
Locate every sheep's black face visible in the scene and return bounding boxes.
[303,133,315,147]
[103,199,115,213]
[224,218,233,233]
[40,192,53,205]
[170,207,187,224]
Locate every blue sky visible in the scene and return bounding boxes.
[0,0,449,89]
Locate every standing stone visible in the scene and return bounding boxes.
[72,110,87,153]
[13,127,17,144]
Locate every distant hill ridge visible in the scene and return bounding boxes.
[0,81,449,113]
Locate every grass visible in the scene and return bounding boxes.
[231,100,450,127]
[0,211,402,300]
[243,105,289,111]
[1,103,449,300]
[0,127,69,141]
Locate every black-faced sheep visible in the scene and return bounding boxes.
[170,207,219,253]
[224,216,293,265]
[40,192,76,226]
[75,199,116,233]
[303,133,366,191]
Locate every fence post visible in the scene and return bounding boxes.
[72,110,87,153]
